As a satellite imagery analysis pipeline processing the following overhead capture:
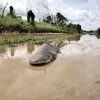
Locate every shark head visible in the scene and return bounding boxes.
[46,43,61,55]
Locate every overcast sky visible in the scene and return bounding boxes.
[0,0,100,30]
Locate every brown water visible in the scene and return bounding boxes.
[0,35,100,100]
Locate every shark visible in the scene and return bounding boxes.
[29,36,63,65]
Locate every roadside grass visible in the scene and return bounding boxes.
[0,33,80,45]
[0,33,80,53]
[0,15,64,33]
[0,15,34,32]
[35,22,63,33]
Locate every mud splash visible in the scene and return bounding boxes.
[0,35,100,100]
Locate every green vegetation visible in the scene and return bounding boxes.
[0,33,80,45]
[0,5,82,53]
[0,11,83,33]
[43,12,68,26]
[0,33,80,53]
[35,22,63,33]
[0,14,34,33]
[0,45,6,53]
[0,12,81,53]
[43,12,82,33]
[94,28,100,38]
[96,28,100,35]
[0,5,83,33]
[0,14,65,33]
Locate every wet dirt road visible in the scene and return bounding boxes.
[0,35,100,100]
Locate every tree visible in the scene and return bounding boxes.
[66,23,77,33]
[56,12,68,26]
[77,24,82,33]
[43,13,68,27]
[1,2,8,18]
[96,28,100,34]
[43,15,53,24]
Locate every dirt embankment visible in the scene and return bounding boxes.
[0,24,31,33]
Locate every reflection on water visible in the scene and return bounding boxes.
[0,35,100,100]
[27,42,35,54]
[11,47,15,57]
[67,34,81,41]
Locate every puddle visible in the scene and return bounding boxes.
[0,35,100,100]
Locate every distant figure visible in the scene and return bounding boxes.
[7,6,16,18]
[10,6,13,14]
[27,10,35,25]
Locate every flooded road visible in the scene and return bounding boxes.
[0,34,100,100]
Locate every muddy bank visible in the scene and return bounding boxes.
[0,35,100,100]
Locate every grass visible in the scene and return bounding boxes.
[0,15,34,32]
[0,45,6,53]
[0,33,80,53]
[0,14,81,53]
[0,15,64,33]
[35,22,63,33]
[0,33,80,45]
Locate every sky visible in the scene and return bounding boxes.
[0,0,100,31]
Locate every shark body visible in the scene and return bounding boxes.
[29,41,61,65]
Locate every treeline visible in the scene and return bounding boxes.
[0,4,82,33]
[43,13,82,33]
[96,28,100,35]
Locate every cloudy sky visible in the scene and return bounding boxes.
[0,0,100,30]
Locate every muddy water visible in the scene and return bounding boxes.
[0,35,100,100]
